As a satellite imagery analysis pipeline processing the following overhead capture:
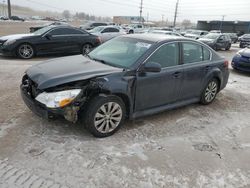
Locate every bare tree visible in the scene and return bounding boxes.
[62,10,71,19]
[182,19,192,28]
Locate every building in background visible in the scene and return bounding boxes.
[113,16,145,24]
[197,20,250,34]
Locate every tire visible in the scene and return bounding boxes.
[82,43,92,55]
[239,43,243,48]
[82,95,126,138]
[129,30,134,34]
[225,44,231,51]
[200,79,219,105]
[17,43,35,59]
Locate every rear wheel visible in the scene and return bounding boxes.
[17,44,34,59]
[82,43,92,55]
[82,95,126,137]
[200,79,219,105]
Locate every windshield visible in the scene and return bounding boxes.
[90,26,105,33]
[203,33,220,39]
[88,37,152,68]
[190,31,202,35]
[33,26,53,35]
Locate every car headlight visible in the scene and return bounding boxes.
[3,39,16,46]
[235,52,242,58]
[35,89,81,108]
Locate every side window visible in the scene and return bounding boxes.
[146,43,179,68]
[49,28,66,36]
[109,28,119,32]
[183,43,203,64]
[203,47,211,61]
[102,28,111,33]
[65,28,84,35]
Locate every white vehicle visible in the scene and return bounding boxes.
[125,24,145,34]
[149,30,182,37]
[89,26,126,43]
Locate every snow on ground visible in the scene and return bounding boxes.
[0,44,250,187]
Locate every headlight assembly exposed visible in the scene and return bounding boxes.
[35,89,81,108]
[3,39,16,46]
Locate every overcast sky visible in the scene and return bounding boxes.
[10,0,250,22]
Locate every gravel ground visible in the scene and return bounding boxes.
[0,44,250,188]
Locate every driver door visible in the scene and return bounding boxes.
[134,42,183,111]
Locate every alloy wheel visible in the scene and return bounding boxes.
[94,102,123,134]
[18,44,34,59]
[204,81,218,103]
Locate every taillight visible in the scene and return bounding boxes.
[96,37,102,44]
[224,60,229,68]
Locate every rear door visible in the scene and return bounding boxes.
[135,42,183,111]
[179,42,212,100]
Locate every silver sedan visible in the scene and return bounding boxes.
[89,26,127,43]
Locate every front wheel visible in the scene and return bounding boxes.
[17,44,35,59]
[225,44,231,50]
[200,79,219,105]
[82,95,126,137]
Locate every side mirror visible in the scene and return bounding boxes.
[141,62,161,73]
[45,33,52,39]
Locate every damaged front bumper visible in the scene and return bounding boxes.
[20,85,82,122]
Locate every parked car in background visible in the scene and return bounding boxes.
[149,30,182,37]
[0,26,101,59]
[239,34,250,48]
[232,47,250,72]
[180,29,194,36]
[89,26,126,43]
[10,16,25,21]
[210,30,221,34]
[20,34,229,137]
[80,22,108,30]
[185,30,209,39]
[226,33,238,43]
[198,33,231,51]
[30,22,70,33]
[0,16,8,20]
[125,24,144,34]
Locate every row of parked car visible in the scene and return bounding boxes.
[0,23,250,72]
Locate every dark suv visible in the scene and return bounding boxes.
[239,34,250,48]
[198,33,232,51]
[21,34,229,137]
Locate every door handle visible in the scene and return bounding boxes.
[172,72,181,78]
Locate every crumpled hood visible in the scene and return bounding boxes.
[0,34,35,41]
[238,48,250,57]
[26,55,123,90]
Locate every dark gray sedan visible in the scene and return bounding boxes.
[21,34,229,137]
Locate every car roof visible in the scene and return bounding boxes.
[122,33,194,43]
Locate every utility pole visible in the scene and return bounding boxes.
[173,0,179,27]
[219,15,225,32]
[139,0,143,24]
[7,0,11,18]
[162,14,164,26]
